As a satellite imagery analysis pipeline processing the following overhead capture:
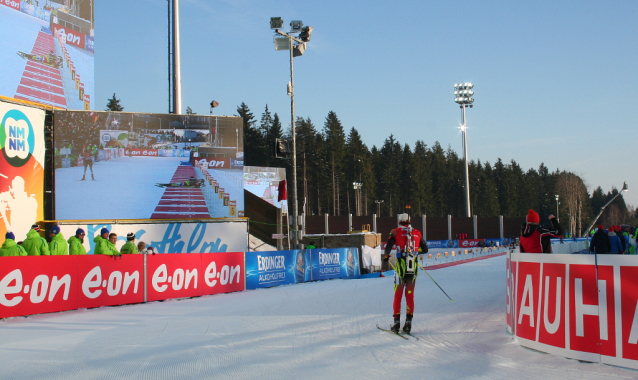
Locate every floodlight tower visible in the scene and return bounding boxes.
[454,83,474,218]
[270,17,313,248]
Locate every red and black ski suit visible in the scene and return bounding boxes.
[519,218,562,253]
[384,225,428,317]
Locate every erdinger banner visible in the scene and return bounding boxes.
[0,101,45,241]
[245,250,310,289]
[425,240,458,249]
[310,248,360,281]
[507,252,638,370]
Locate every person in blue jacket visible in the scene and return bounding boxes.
[608,227,624,254]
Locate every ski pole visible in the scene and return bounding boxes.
[419,262,454,302]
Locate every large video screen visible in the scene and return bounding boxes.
[0,1,94,109]
[0,99,45,242]
[54,110,244,220]
[244,166,288,213]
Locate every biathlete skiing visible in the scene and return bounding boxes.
[383,213,428,334]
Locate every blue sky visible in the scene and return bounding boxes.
[95,0,638,207]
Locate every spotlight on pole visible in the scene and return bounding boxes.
[270,16,313,248]
[453,82,474,217]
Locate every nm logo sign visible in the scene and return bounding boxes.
[0,109,35,167]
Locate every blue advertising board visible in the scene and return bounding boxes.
[425,240,458,249]
[485,238,512,246]
[310,248,360,281]
[245,250,311,289]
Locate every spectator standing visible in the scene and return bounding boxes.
[68,228,87,255]
[137,241,148,254]
[590,225,611,254]
[120,233,139,254]
[94,228,118,255]
[519,210,563,253]
[609,227,624,254]
[49,226,68,255]
[23,224,50,256]
[0,232,27,256]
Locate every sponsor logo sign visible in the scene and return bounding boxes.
[85,36,95,53]
[53,24,85,49]
[77,255,144,308]
[194,157,230,169]
[508,253,638,369]
[127,149,158,156]
[459,239,484,247]
[0,256,78,318]
[245,250,298,289]
[425,240,458,249]
[1,0,20,11]
[310,248,360,281]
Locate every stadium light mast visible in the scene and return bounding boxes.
[171,0,182,114]
[454,82,474,218]
[270,17,313,248]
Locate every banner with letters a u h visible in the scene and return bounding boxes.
[507,252,638,370]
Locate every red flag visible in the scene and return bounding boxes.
[278,180,287,202]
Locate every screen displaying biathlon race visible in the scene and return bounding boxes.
[0,0,94,110]
[53,110,245,220]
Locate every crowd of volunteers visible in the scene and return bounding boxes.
[0,225,157,256]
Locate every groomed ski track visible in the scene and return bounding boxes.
[0,255,635,379]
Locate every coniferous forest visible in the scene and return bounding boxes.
[236,103,634,236]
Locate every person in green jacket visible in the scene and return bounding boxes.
[94,228,119,256]
[48,226,68,255]
[120,232,139,254]
[0,232,27,256]
[22,224,50,256]
[68,228,87,255]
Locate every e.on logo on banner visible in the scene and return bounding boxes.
[77,255,144,309]
[146,252,244,302]
[508,253,638,370]
[1,0,20,11]
[0,256,79,318]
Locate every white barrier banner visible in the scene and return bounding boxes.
[58,221,248,254]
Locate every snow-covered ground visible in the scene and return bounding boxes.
[55,156,182,219]
[0,255,635,379]
[0,5,47,96]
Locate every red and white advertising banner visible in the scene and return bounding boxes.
[507,252,638,370]
[459,239,484,248]
[126,149,159,157]
[0,256,78,318]
[76,255,144,309]
[52,24,85,49]
[147,253,203,301]
[0,252,245,319]
[147,252,245,302]
[199,252,245,296]
[193,157,231,169]
[0,0,20,11]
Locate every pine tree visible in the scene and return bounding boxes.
[105,93,124,111]
[236,102,264,167]
[265,113,283,167]
[323,111,346,215]
[411,141,433,216]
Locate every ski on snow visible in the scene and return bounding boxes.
[376,324,418,340]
